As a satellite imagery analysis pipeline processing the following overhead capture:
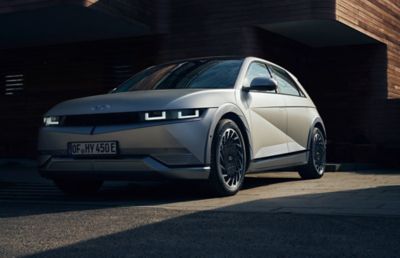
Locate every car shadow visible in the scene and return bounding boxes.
[242,174,301,190]
[18,185,400,258]
[97,174,301,202]
[0,173,300,218]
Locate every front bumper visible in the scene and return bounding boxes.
[38,109,216,180]
[39,156,210,180]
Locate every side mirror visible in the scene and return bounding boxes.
[245,77,278,92]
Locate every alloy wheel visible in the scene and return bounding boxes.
[216,128,245,190]
[312,130,326,174]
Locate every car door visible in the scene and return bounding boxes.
[269,65,312,153]
[242,62,288,159]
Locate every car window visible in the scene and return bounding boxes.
[187,60,242,88]
[112,59,243,92]
[244,62,275,93]
[269,66,301,96]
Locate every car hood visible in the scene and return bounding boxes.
[45,89,236,116]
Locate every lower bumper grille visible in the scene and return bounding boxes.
[62,112,140,126]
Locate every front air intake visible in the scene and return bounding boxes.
[62,112,141,126]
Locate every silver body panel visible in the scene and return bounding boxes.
[38,57,325,180]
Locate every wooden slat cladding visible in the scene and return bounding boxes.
[0,0,156,31]
[0,1,104,12]
[336,0,400,99]
[0,0,75,13]
[81,0,161,30]
[158,0,336,61]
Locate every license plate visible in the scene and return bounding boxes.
[69,141,118,156]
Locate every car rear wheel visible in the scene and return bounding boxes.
[298,127,326,179]
[209,119,247,196]
[54,179,103,196]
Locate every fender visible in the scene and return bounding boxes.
[204,103,253,165]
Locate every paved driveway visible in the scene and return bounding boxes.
[0,165,399,257]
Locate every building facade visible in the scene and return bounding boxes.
[0,0,399,165]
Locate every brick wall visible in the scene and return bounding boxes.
[0,36,161,157]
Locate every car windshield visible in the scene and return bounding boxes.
[112,59,243,92]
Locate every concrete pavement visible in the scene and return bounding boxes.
[1,164,399,217]
[0,164,399,257]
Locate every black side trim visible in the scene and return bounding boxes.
[252,150,309,162]
[40,154,209,169]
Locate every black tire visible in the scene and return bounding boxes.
[209,119,247,196]
[298,127,326,179]
[54,179,103,196]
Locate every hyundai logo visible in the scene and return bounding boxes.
[91,104,111,111]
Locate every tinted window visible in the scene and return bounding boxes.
[269,66,301,96]
[112,59,243,92]
[244,62,275,92]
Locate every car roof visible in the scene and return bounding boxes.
[158,56,245,66]
[159,56,286,70]
[150,56,295,80]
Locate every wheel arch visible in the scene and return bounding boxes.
[205,104,252,167]
[306,117,327,159]
[314,120,326,139]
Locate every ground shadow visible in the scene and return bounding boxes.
[17,185,400,258]
[0,173,300,218]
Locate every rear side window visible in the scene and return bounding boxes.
[269,66,301,96]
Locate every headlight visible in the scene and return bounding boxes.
[43,116,61,126]
[177,109,200,119]
[144,111,167,121]
[144,109,202,121]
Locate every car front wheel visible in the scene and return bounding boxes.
[54,179,103,196]
[209,119,247,196]
[298,127,326,179]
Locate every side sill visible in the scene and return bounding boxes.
[247,151,308,173]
